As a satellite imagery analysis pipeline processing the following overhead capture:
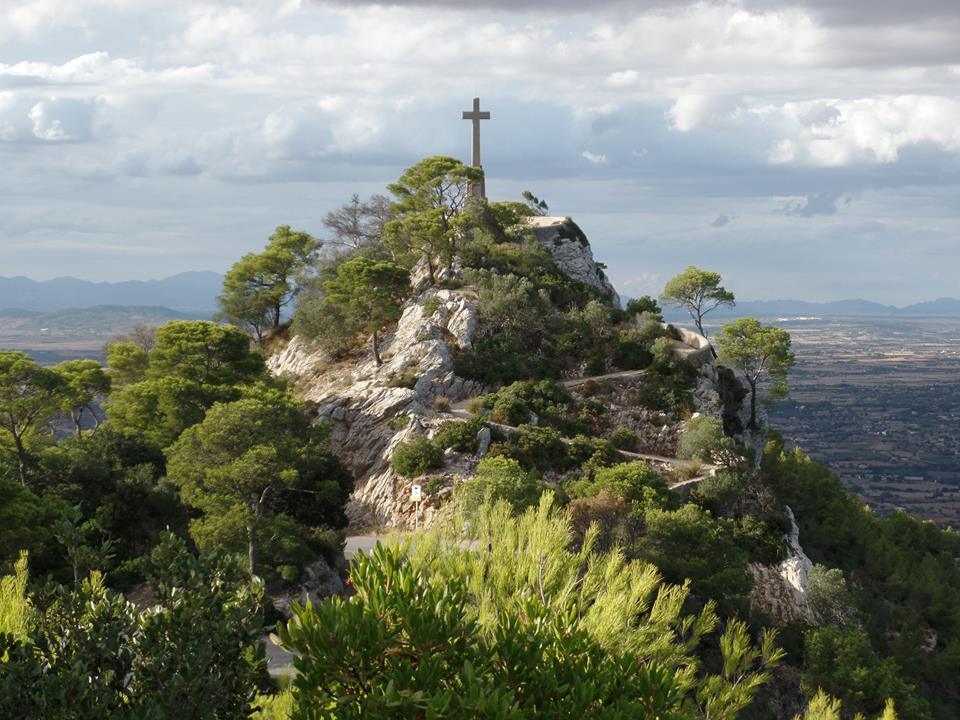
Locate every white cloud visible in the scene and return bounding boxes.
[604,70,639,88]
[29,99,90,140]
[0,0,959,302]
[581,150,609,164]
[0,93,97,141]
[666,94,744,132]
[773,96,960,166]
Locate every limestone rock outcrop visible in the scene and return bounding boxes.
[748,507,815,625]
[268,288,485,529]
[527,216,621,307]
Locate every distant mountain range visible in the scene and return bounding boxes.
[3,305,203,335]
[0,272,222,315]
[663,297,960,320]
[3,271,959,321]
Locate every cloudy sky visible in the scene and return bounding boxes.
[1,0,958,304]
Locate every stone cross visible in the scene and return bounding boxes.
[462,97,490,198]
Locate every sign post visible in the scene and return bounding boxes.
[411,484,422,529]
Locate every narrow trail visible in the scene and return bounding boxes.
[447,369,717,488]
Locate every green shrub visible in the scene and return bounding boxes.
[625,296,663,320]
[567,435,621,469]
[491,393,530,426]
[456,456,543,513]
[279,564,300,583]
[422,296,441,317]
[631,504,751,600]
[433,417,485,453]
[614,333,653,370]
[569,461,668,505]
[489,425,567,472]
[677,416,733,463]
[568,492,643,553]
[670,460,703,483]
[691,471,744,517]
[278,543,703,718]
[610,427,639,451]
[0,552,32,640]
[391,437,444,477]
[422,476,447,496]
[802,626,928,719]
[291,294,361,359]
[252,689,293,719]
[0,534,266,719]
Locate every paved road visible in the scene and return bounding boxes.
[344,535,381,560]
[266,534,383,677]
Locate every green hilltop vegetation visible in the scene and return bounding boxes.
[1,156,959,719]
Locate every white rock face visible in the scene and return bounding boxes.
[269,288,485,529]
[748,506,815,625]
[527,216,621,307]
[692,362,724,419]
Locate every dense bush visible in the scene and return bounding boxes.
[677,415,735,464]
[488,425,567,472]
[636,337,696,412]
[455,456,543,513]
[279,543,693,719]
[568,461,669,506]
[396,495,784,718]
[632,503,752,601]
[625,296,663,319]
[609,427,639,450]
[802,626,929,719]
[432,417,486,453]
[566,434,623,475]
[0,535,267,719]
[568,491,643,553]
[390,436,444,477]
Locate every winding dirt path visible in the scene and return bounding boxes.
[447,369,717,489]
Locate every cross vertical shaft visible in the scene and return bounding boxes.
[462,97,490,198]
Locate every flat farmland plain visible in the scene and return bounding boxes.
[742,317,960,527]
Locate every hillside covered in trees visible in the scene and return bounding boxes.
[1,156,959,719]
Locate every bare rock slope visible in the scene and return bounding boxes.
[269,287,485,528]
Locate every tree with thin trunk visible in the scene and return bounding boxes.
[715,317,795,431]
[165,395,349,579]
[218,225,319,340]
[54,359,111,438]
[322,256,410,367]
[323,193,393,252]
[660,266,735,354]
[0,351,64,486]
[384,156,481,284]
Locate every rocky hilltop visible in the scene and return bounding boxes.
[270,284,485,528]
[272,221,745,525]
[269,218,815,631]
[526,217,621,307]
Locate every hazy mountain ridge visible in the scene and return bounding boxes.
[2,305,203,333]
[665,297,960,320]
[0,272,222,315]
